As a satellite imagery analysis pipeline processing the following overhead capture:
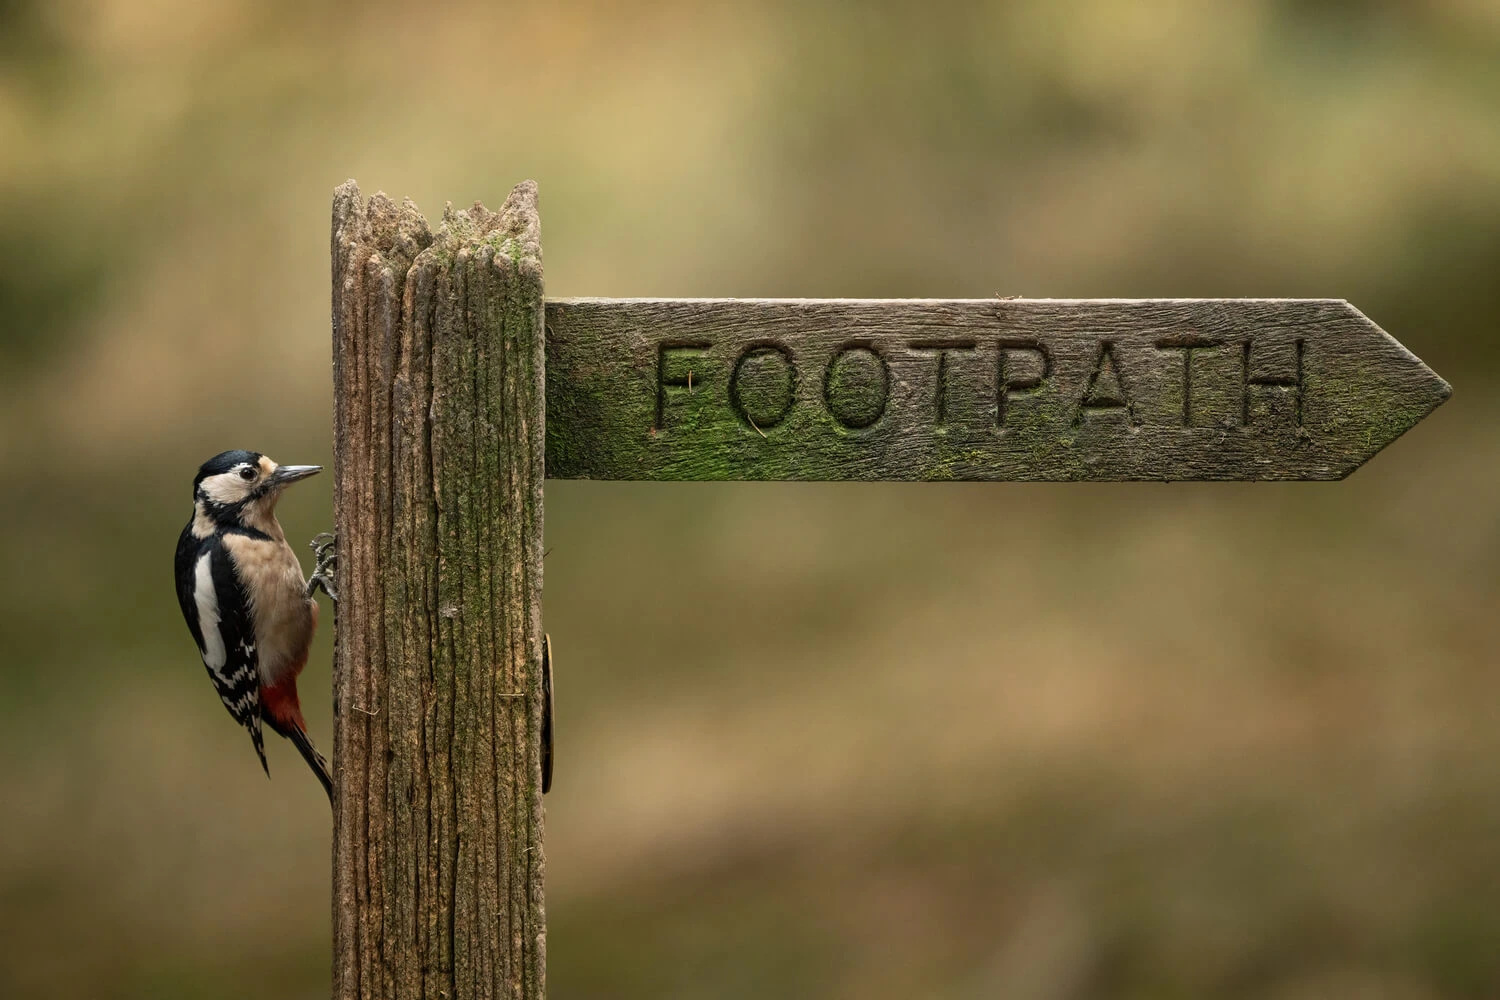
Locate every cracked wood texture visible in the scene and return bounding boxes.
[332,180,546,1000]
[545,298,1450,481]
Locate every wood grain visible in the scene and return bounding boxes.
[545,298,1449,481]
[332,181,546,1000]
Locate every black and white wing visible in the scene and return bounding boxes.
[175,525,267,773]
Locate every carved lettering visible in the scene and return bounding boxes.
[656,341,710,431]
[729,342,797,431]
[1074,341,1137,427]
[910,340,977,426]
[824,342,889,430]
[651,334,1309,437]
[996,339,1052,428]
[1155,334,1224,426]
[1242,338,1305,427]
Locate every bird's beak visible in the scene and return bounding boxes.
[270,465,322,487]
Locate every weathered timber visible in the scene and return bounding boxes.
[545,298,1450,481]
[332,181,546,1000]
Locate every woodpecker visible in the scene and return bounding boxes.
[174,450,336,801]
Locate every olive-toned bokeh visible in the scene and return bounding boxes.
[3,1,1497,997]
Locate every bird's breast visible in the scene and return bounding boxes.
[220,531,316,684]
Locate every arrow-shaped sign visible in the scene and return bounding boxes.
[545,297,1449,481]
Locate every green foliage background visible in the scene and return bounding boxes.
[2,1,1497,996]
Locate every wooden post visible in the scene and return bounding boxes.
[330,180,546,1000]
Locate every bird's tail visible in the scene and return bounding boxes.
[262,678,333,805]
[288,724,334,804]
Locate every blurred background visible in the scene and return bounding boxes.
[2,0,1497,997]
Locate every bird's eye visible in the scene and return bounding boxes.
[239,467,257,481]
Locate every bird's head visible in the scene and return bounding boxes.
[192,450,321,532]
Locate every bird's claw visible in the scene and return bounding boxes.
[310,532,336,562]
[305,532,338,602]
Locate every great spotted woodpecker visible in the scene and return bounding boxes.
[174,450,336,801]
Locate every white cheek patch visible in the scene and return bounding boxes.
[201,470,252,505]
[194,551,228,673]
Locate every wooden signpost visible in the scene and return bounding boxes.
[328,180,1449,1000]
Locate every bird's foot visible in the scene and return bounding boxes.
[305,532,338,602]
